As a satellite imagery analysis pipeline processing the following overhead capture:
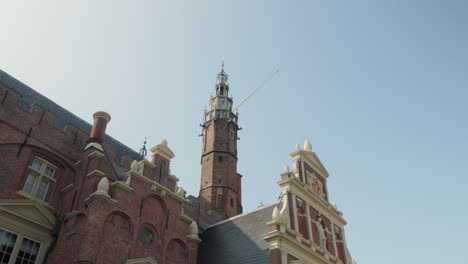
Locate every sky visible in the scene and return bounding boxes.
[1,1,467,263]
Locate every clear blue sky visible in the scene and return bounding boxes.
[1,1,467,263]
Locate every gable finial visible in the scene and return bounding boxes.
[139,137,148,157]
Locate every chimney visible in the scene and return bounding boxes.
[88,111,111,143]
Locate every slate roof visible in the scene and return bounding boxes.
[198,202,280,264]
[0,69,142,162]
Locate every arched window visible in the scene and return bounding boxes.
[165,239,188,264]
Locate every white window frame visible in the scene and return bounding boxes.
[19,157,57,202]
[0,227,43,264]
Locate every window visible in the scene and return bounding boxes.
[216,188,223,209]
[0,228,42,264]
[21,158,56,201]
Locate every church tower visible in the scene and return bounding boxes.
[200,64,242,218]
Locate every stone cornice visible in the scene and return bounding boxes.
[150,144,175,160]
[85,143,104,153]
[60,183,74,192]
[179,213,193,224]
[138,159,156,169]
[290,150,329,178]
[126,257,158,264]
[0,199,56,230]
[111,181,134,192]
[127,171,186,203]
[187,234,202,244]
[86,169,105,178]
[264,230,335,264]
[168,174,180,182]
[65,210,82,219]
[84,192,117,206]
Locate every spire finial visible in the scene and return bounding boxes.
[216,59,228,86]
[139,137,147,157]
[221,57,225,72]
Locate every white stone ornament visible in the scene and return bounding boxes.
[295,144,300,151]
[292,159,300,176]
[316,217,326,249]
[95,177,110,197]
[125,175,131,185]
[176,187,185,198]
[130,160,139,172]
[272,206,282,223]
[304,139,312,151]
[187,221,201,241]
[150,139,175,160]
[283,164,290,174]
[189,221,198,236]
[279,195,291,228]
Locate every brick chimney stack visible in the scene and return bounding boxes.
[88,111,111,143]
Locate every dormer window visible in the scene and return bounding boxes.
[21,158,56,201]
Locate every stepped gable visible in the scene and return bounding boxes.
[198,202,280,264]
[0,69,142,162]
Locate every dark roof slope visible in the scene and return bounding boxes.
[0,69,142,162]
[198,202,279,264]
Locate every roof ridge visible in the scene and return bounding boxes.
[0,69,142,162]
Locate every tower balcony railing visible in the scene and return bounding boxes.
[204,110,238,123]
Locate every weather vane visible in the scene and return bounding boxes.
[139,137,147,157]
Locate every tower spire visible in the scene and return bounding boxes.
[199,64,242,218]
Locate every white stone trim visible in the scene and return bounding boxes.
[278,178,346,225]
[290,150,329,178]
[60,183,74,192]
[127,171,186,202]
[86,169,105,178]
[138,159,156,169]
[126,257,158,264]
[85,143,104,152]
[111,181,133,192]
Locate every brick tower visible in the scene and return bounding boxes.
[199,64,242,218]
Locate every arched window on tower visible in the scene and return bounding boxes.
[216,188,223,209]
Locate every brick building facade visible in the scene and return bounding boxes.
[0,67,356,264]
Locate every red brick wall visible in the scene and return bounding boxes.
[296,196,309,239]
[0,83,198,264]
[199,119,241,218]
[96,212,133,264]
[165,239,189,264]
